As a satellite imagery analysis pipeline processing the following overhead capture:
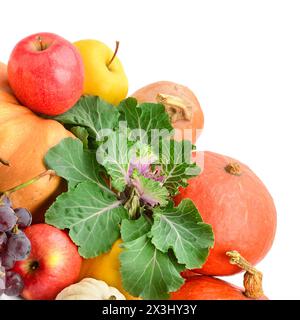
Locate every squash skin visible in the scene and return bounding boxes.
[0,62,17,103]
[56,278,126,300]
[0,62,73,222]
[170,275,267,300]
[174,151,277,276]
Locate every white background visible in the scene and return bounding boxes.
[1,0,300,300]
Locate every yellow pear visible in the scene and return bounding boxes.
[74,40,128,105]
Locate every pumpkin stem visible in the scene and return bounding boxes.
[156,93,192,122]
[224,162,242,176]
[226,250,264,299]
[107,41,120,69]
[1,169,56,197]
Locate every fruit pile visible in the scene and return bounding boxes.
[0,32,277,300]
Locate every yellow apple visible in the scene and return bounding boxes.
[73,40,128,105]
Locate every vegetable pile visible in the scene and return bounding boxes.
[0,32,277,300]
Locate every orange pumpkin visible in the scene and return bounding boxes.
[174,151,277,276]
[170,275,267,300]
[0,62,73,222]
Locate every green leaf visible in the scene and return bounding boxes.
[96,134,153,193]
[119,98,173,144]
[118,97,139,127]
[151,199,214,269]
[160,139,201,195]
[70,126,89,149]
[45,181,127,258]
[120,235,184,299]
[131,170,169,207]
[96,132,130,192]
[54,96,120,141]
[121,214,152,242]
[45,137,111,193]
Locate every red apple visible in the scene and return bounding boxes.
[7,32,84,115]
[12,224,82,300]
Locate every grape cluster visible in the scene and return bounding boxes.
[0,195,32,297]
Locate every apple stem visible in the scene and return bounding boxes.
[0,169,56,198]
[107,41,120,68]
[37,36,47,51]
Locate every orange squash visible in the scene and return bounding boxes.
[0,62,73,222]
[174,151,277,276]
[170,275,267,300]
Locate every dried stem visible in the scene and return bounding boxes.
[226,250,264,299]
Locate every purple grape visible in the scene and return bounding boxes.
[0,252,15,270]
[0,206,17,232]
[0,266,5,296]
[6,231,31,261]
[14,208,32,229]
[4,271,24,296]
[0,232,7,253]
[0,195,12,207]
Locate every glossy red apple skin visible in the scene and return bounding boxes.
[7,32,84,115]
[12,224,82,300]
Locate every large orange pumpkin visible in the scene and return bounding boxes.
[174,151,277,276]
[0,62,73,222]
